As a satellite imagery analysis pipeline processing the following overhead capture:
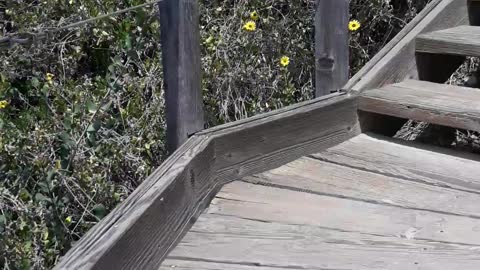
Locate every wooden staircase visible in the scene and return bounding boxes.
[159,3,480,270]
[55,1,480,270]
[361,3,480,137]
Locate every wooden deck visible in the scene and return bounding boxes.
[161,134,480,269]
[55,1,480,269]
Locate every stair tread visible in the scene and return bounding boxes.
[416,25,480,56]
[359,80,480,132]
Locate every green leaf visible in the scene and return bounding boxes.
[31,77,40,88]
[124,34,132,50]
[92,204,107,219]
[113,56,122,66]
[47,169,56,182]
[19,188,31,202]
[101,100,112,112]
[35,193,52,203]
[59,132,74,146]
[86,100,97,113]
[87,120,101,133]
[87,124,97,133]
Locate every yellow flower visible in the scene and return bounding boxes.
[280,56,290,67]
[243,21,256,32]
[65,216,73,224]
[348,20,361,32]
[0,100,8,109]
[46,73,55,85]
[250,11,259,21]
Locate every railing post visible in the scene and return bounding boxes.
[159,0,205,153]
[315,0,349,97]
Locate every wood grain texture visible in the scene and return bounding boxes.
[159,0,205,152]
[314,0,349,97]
[359,80,480,132]
[162,182,480,269]
[247,156,480,218]
[416,25,480,56]
[346,0,468,91]
[54,136,218,270]
[211,181,480,245]
[162,214,480,270]
[209,93,361,181]
[56,91,358,269]
[160,259,299,270]
[313,134,480,193]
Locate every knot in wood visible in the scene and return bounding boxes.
[317,56,335,71]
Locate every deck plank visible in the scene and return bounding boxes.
[162,134,480,269]
[313,134,480,193]
[246,156,480,218]
[210,181,480,246]
[161,259,298,270]
[162,183,480,269]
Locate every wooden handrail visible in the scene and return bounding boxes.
[54,92,360,270]
[53,0,470,269]
[160,0,352,152]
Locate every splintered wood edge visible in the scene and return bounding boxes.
[54,93,360,270]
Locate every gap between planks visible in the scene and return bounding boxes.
[162,180,480,270]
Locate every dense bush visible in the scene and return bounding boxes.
[0,0,429,268]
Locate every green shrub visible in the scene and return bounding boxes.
[0,0,429,268]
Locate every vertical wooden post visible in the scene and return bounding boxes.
[314,0,349,97]
[159,0,205,153]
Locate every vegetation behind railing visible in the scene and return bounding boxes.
[0,0,430,269]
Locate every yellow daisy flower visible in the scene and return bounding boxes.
[0,100,8,109]
[243,21,256,32]
[348,20,361,32]
[250,11,259,21]
[280,56,290,67]
[46,73,55,85]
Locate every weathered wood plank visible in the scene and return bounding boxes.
[313,134,480,193]
[207,93,361,181]
[160,260,298,270]
[162,214,480,270]
[159,0,205,152]
[56,91,358,270]
[54,136,218,270]
[417,25,480,57]
[210,181,480,245]
[346,0,468,91]
[314,0,349,96]
[247,156,480,218]
[359,80,480,132]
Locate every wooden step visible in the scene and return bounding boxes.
[416,25,480,57]
[359,80,480,132]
